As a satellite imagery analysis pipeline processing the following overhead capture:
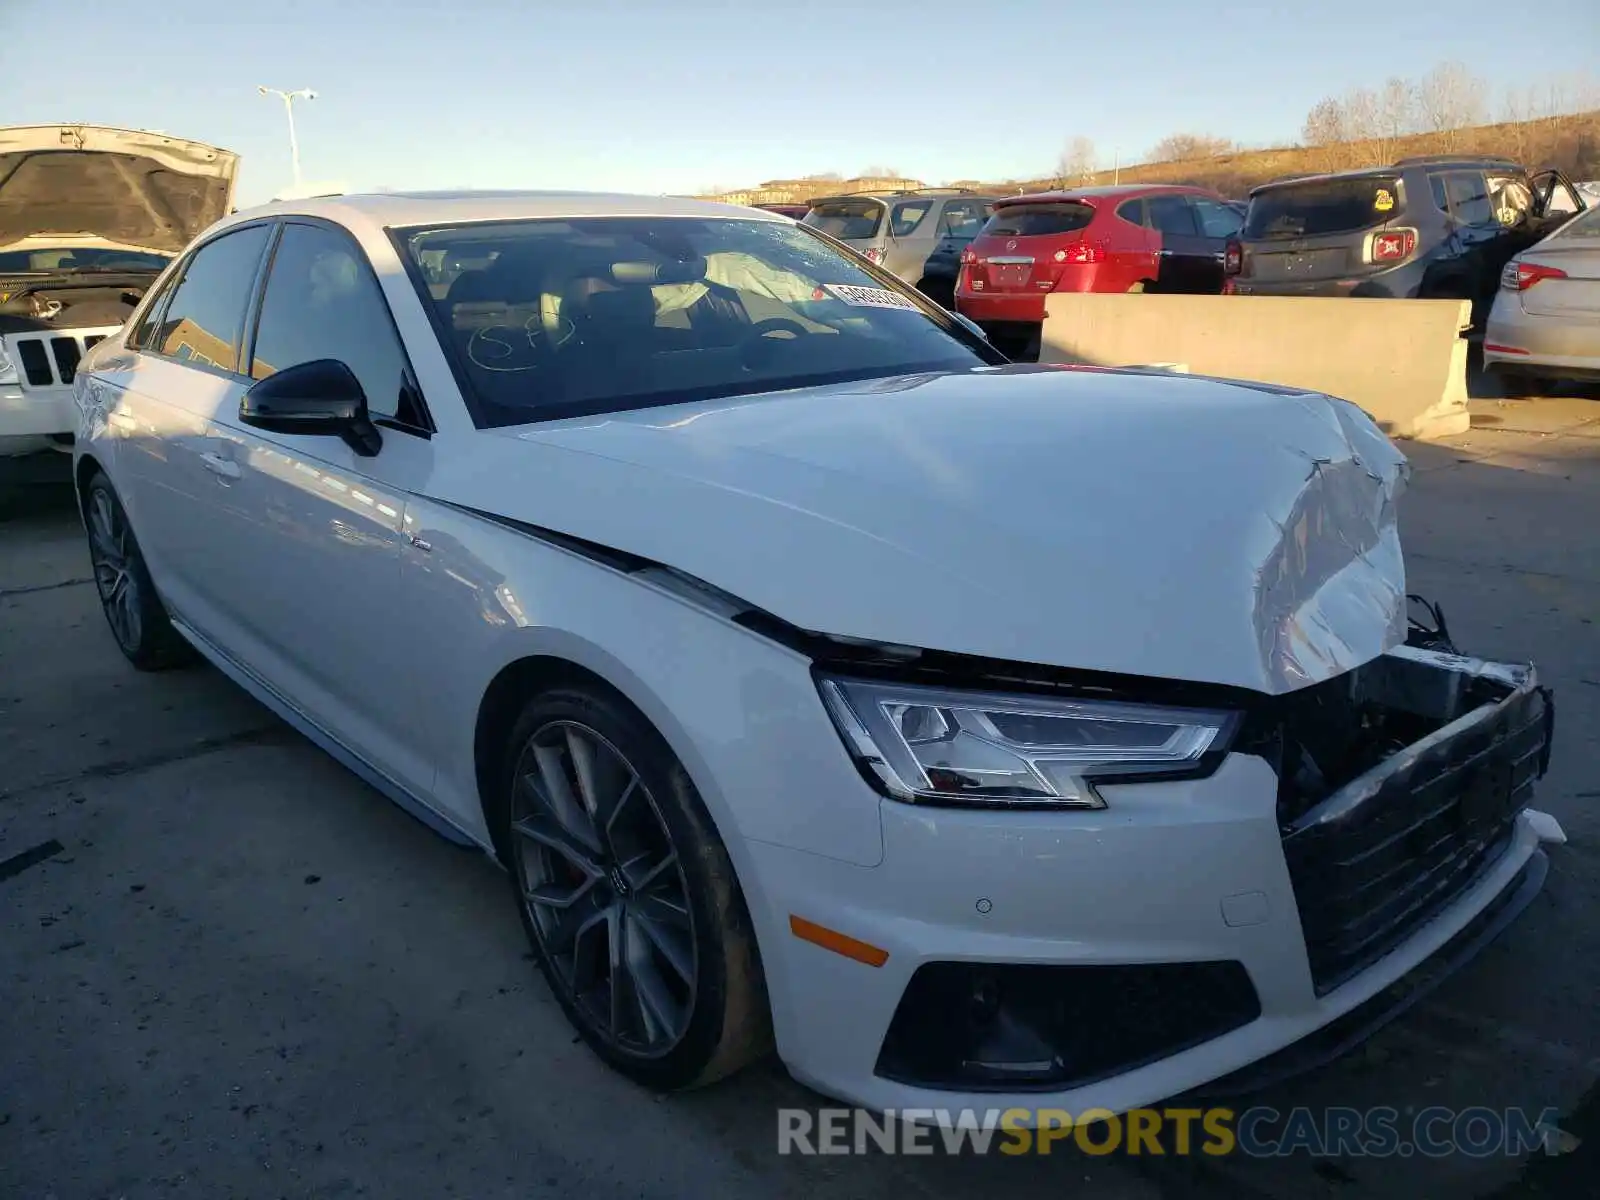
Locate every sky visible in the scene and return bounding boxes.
[4,0,1597,206]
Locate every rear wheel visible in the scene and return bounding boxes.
[1504,371,1557,398]
[500,684,770,1090]
[83,472,196,671]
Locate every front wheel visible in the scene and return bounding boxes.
[500,684,771,1089]
[83,472,196,671]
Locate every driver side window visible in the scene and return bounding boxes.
[249,223,423,426]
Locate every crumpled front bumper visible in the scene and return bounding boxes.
[754,647,1560,1117]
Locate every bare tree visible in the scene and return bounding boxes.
[1147,133,1235,163]
[1301,95,1350,170]
[1055,136,1097,188]
[1379,76,1416,142]
[1417,61,1487,149]
[1343,87,1384,158]
[857,165,903,179]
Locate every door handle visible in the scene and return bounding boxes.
[200,451,241,480]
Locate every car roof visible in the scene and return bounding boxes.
[1249,157,1523,195]
[224,189,787,234]
[993,183,1202,207]
[806,190,996,206]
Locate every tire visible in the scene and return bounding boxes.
[82,471,196,671]
[1505,371,1557,398]
[499,684,771,1090]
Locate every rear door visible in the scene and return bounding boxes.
[882,197,938,281]
[1145,193,1211,292]
[112,222,275,638]
[1429,169,1506,306]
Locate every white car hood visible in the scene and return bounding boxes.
[435,367,1410,696]
[0,125,238,256]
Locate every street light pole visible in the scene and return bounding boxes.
[257,86,317,187]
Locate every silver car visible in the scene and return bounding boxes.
[801,190,995,306]
[1485,204,1600,390]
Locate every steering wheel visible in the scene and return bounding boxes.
[739,317,809,368]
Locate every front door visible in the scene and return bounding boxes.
[206,219,440,797]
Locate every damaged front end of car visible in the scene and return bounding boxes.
[1250,637,1555,995]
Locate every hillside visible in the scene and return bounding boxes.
[704,111,1600,205]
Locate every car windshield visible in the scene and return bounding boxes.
[802,200,884,240]
[984,202,1095,238]
[398,216,993,426]
[1243,176,1403,239]
[0,246,172,272]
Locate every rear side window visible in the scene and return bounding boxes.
[1244,177,1402,239]
[1115,198,1148,227]
[803,200,884,240]
[250,223,417,422]
[127,268,182,351]
[1147,195,1199,236]
[984,202,1095,237]
[155,224,272,372]
[1433,171,1494,227]
[889,201,933,237]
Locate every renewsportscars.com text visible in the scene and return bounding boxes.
[777,1105,1579,1158]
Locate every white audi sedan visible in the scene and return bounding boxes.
[72,191,1561,1115]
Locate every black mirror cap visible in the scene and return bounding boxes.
[240,359,382,456]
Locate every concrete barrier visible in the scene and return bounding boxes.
[1039,293,1472,440]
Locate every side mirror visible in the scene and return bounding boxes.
[950,311,989,341]
[239,359,381,457]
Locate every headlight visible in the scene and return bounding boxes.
[817,676,1236,808]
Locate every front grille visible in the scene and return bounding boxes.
[7,332,106,388]
[1283,684,1551,996]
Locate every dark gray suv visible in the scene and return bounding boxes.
[1228,155,1587,327]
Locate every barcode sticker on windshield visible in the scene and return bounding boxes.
[822,284,920,311]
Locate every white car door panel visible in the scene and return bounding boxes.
[209,218,443,798]
[203,419,438,798]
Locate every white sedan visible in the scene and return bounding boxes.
[71,191,1562,1115]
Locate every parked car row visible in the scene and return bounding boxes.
[794,184,1245,357]
[779,155,1592,373]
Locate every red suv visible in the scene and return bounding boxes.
[955,184,1244,356]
